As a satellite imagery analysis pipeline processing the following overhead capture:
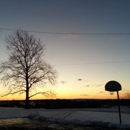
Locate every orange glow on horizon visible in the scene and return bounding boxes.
[0,92,121,100]
[0,84,125,100]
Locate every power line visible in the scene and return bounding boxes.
[1,27,130,35]
[53,60,130,66]
[0,28,130,66]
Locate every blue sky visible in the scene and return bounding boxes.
[0,0,130,99]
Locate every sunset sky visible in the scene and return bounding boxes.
[0,0,130,100]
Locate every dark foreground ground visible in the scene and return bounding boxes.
[0,124,106,130]
[0,118,119,130]
[0,124,117,130]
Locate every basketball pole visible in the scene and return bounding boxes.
[117,91,122,124]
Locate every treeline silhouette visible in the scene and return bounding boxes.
[0,99,129,109]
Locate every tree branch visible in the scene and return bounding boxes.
[29,91,56,99]
[1,89,26,97]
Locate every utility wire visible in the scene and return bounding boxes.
[1,27,130,66]
[53,60,130,66]
[1,27,130,35]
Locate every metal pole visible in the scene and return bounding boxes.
[117,91,122,124]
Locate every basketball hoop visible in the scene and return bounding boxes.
[110,91,114,95]
[105,80,122,124]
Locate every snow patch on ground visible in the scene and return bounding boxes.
[28,112,130,129]
[0,107,130,129]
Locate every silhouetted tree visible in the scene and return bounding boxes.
[121,91,130,108]
[0,30,57,109]
[122,91,130,99]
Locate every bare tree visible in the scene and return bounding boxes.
[121,91,130,109]
[0,30,57,108]
[122,91,130,99]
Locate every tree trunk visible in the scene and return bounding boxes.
[25,89,29,109]
[25,69,29,109]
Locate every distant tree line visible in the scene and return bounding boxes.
[0,99,130,109]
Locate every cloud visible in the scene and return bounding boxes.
[60,81,67,84]
[80,94,89,96]
[77,79,89,82]
[60,33,79,39]
[99,91,105,94]
[111,37,124,41]
[84,85,90,87]
[78,79,82,81]
[96,84,103,87]
[91,84,103,87]
[83,84,103,88]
